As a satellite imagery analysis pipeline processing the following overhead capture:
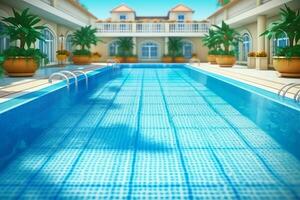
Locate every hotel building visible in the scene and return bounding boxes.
[94,4,210,62]
[0,0,97,64]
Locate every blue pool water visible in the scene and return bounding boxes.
[0,64,300,199]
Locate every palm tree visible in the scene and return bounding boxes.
[168,37,183,58]
[212,21,241,55]
[202,29,220,55]
[71,25,99,55]
[261,5,300,49]
[1,8,45,49]
[116,37,134,57]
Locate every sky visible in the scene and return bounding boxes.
[80,0,219,20]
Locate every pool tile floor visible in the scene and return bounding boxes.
[0,68,300,199]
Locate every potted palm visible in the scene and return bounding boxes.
[168,37,185,63]
[116,37,135,63]
[91,52,101,62]
[247,51,256,68]
[203,29,219,64]
[0,9,47,77]
[162,54,172,63]
[56,50,70,64]
[213,21,241,67]
[261,5,300,77]
[71,25,99,65]
[126,54,138,63]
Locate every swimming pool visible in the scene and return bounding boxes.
[0,64,299,199]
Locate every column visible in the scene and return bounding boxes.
[51,0,57,7]
[133,37,137,55]
[164,37,169,55]
[257,15,268,70]
[224,9,228,20]
[257,15,266,52]
[256,0,262,6]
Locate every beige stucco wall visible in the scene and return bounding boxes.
[187,38,208,62]
[111,12,135,21]
[169,12,193,21]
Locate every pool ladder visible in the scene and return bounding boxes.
[278,83,300,103]
[107,59,119,68]
[48,70,88,90]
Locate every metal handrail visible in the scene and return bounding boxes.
[48,72,70,89]
[278,83,296,96]
[60,71,78,88]
[73,70,88,87]
[281,83,300,99]
[107,59,119,68]
[294,88,300,102]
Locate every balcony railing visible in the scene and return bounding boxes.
[96,22,210,34]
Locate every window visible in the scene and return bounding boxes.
[273,33,289,56]
[39,28,55,63]
[0,23,9,54]
[65,34,72,52]
[182,42,193,59]
[109,42,119,56]
[120,15,127,21]
[242,33,251,61]
[141,42,158,59]
[178,15,185,22]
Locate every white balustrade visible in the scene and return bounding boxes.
[96,22,210,34]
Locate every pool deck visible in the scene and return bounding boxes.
[0,63,299,104]
[0,64,107,103]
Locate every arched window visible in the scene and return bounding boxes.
[141,42,158,59]
[65,34,73,52]
[109,41,119,56]
[242,33,251,61]
[273,33,289,56]
[182,41,193,59]
[0,23,9,54]
[39,28,55,63]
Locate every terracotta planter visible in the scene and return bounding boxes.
[72,55,91,65]
[56,54,68,62]
[91,55,101,63]
[208,55,217,64]
[174,57,186,63]
[3,57,38,77]
[273,57,300,77]
[216,55,236,67]
[126,57,138,63]
[256,57,268,70]
[247,57,256,68]
[114,56,125,63]
[162,56,173,63]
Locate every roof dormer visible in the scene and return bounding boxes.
[168,4,194,22]
[111,4,135,13]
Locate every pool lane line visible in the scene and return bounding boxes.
[170,69,242,199]
[126,69,145,200]
[155,69,194,200]
[173,68,300,199]
[13,70,119,199]
[14,69,132,199]
[52,69,134,199]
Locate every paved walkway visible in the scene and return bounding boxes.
[0,64,106,103]
[191,63,300,99]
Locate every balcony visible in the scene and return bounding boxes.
[95,22,210,37]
